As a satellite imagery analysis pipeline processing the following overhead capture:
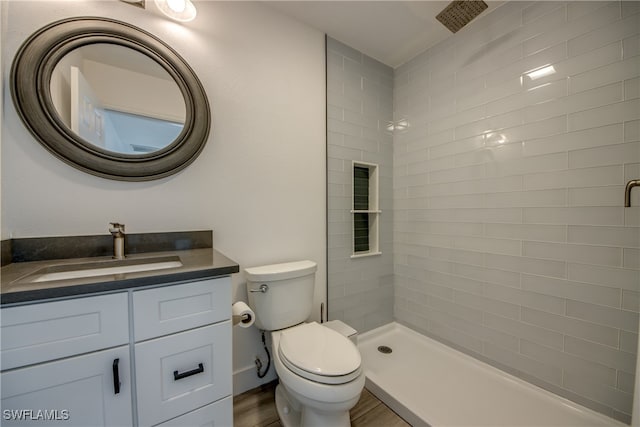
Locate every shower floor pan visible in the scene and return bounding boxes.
[358,322,625,427]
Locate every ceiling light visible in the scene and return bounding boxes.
[154,0,197,22]
[526,65,556,81]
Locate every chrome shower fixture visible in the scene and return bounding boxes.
[625,180,640,207]
[436,0,489,33]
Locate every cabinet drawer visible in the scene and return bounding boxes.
[133,277,231,341]
[1,293,129,370]
[154,396,232,427]
[135,322,232,426]
[1,345,132,427]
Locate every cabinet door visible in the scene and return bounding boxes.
[1,346,132,427]
[135,322,232,426]
[154,396,232,427]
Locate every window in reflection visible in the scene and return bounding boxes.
[103,110,183,154]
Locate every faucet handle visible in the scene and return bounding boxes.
[109,222,125,233]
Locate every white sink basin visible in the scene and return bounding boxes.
[26,256,183,283]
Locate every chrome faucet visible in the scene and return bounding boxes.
[625,180,640,207]
[109,222,126,260]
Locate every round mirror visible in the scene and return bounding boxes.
[11,17,210,181]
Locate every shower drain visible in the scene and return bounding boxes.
[377,345,393,354]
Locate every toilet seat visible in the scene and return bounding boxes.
[278,322,361,385]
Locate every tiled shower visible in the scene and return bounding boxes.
[327,39,395,332]
[328,1,640,423]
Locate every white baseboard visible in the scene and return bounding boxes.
[233,363,278,396]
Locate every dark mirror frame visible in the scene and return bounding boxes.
[10,17,211,181]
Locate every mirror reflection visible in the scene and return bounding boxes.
[50,43,186,155]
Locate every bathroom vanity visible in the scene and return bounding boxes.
[0,231,239,427]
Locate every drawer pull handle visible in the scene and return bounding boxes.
[112,358,121,394]
[173,363,204,381]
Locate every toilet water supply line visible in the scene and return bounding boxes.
[255,330,271,378]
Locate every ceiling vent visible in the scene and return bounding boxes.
[436,0,488,33]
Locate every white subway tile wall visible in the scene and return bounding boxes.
[393,1,639,423]
[326,37,394,332]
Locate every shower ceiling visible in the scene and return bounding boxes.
[265,1,502,68]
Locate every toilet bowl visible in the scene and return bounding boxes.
[272,322,365,427]
[245,261,365,427]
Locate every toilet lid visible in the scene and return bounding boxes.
[278,322,361,385]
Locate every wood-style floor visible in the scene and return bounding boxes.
[233,380,410,427]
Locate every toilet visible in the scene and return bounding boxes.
[245,260,365,427]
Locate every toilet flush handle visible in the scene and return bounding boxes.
[249,284,269,293]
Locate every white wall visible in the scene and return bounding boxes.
[1,0,326,394]
[83,58,186,122]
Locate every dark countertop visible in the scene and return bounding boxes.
[1,248,239,305]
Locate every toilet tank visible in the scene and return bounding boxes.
[245,260,317,331]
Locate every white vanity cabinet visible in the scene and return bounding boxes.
[0,277,233,427]
[0,293,133,427]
